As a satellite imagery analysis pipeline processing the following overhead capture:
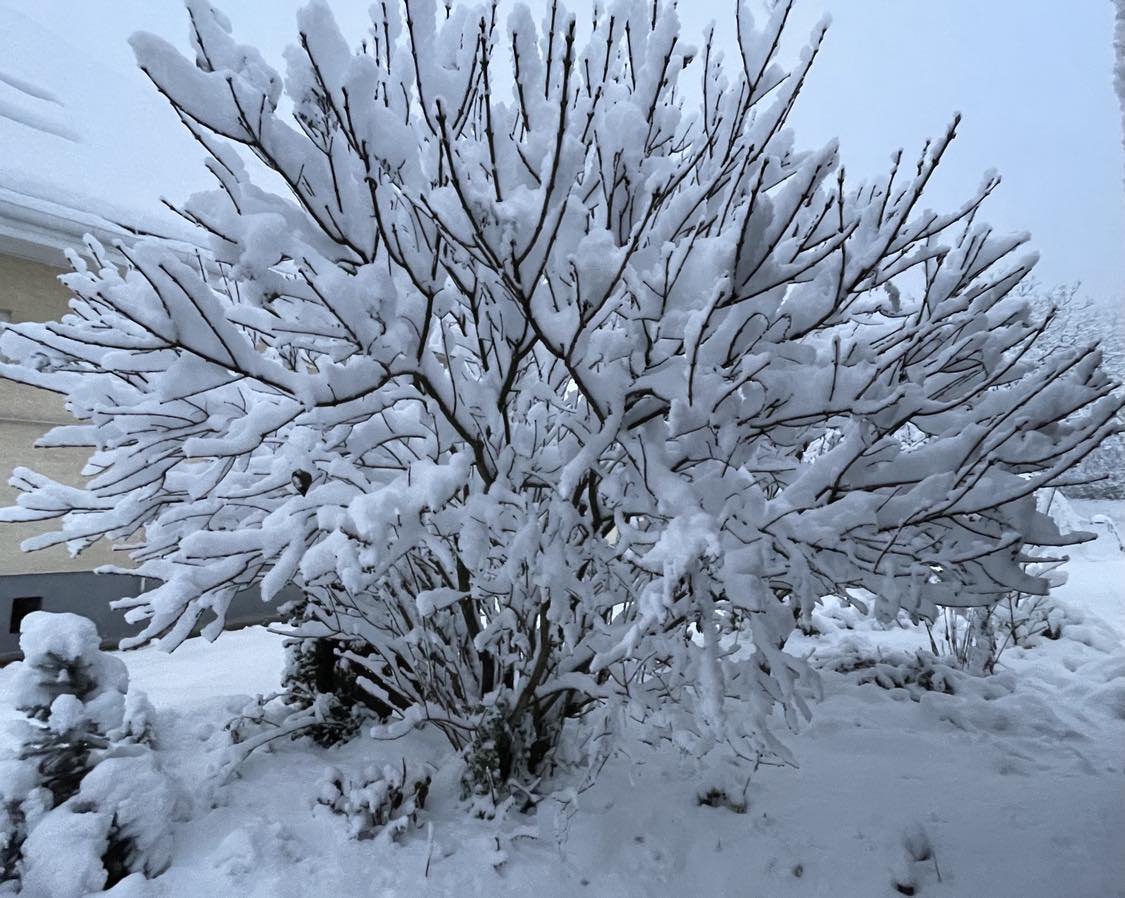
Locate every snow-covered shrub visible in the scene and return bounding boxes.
[1,0,1121,796]
[926,587,1067,674]
[316,761,431,841]
[75,755,178,883]
[696,786,748,814]
[1087,512,1125,552]
[225,598,373,750]
[925,489,1080,671]
[0,613,176,893]
[280,636,367,745]
[0,766,48,888]
[6,613,127,807]
[115,689,159,748]
[892,823,941,896]
[278,597,371,746]
[695,747,754,814]
[15,754,178,898]
[926,606,997,674]
[458,698,552,813]
[826,649,959,698]
[15,804,112,898]
[1024,282,1125,499]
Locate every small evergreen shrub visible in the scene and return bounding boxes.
[280,631,369,747]
[459,702,518,812]
[0,612,177,895]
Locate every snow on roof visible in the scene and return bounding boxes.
[0,3,208,261]
[0,185,206,267]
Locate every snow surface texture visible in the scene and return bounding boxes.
[1,501,1118,898]
[0,61,76,142]
[0,4,205,239]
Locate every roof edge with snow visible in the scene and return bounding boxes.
[0,187,202,269]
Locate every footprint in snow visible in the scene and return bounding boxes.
[890,823,942,896]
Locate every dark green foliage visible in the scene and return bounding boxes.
[19,726,107,808]
[459,702,517,808]
[16,651,108,808]
[0,801,27,884]
[281,636,367,746]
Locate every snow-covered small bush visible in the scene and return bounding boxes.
[923,489,1078,672]
[695,751,752,815]
[1,0,1121,798]
[926,607,997,674]
[226,600,373,751]
[5,613,126,808]
[926,587,1067,674]
[278,597,371,746]
[0,766,48,888]
[316,761,431,841]
[927,488,1093,670]
[280,637,367,745]
[892,823,941,896]
[115,689,159,748]
[74,755,178,883]
[15,754,178,898]
[458,698,538,813]
[696,786,748,814]
[0,613,176,894]
[15,804,112,898]
[826,649,959,698]
[1024,282,1125,499]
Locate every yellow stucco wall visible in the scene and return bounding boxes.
[1,253,131,575]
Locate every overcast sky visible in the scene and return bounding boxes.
[4,0,1123,303]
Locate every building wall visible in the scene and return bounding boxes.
[0,250,285,649]
[0,253,128,575]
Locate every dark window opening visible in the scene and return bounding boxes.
[9,597,43,634]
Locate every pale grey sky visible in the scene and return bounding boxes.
[3,0,1123,302]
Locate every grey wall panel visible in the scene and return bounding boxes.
[0,572,295,663]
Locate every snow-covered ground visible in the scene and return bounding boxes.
[3,500,1123,898]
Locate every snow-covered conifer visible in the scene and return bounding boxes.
[279,596,370,745]
[8,613,127,807]
[0,613,176,893]
[0,0,1121,790]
